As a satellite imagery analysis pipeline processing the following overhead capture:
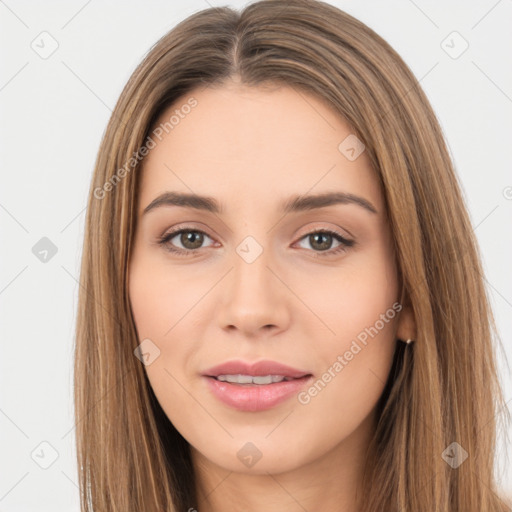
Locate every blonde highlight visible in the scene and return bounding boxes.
[74,1,511,510]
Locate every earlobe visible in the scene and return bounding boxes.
[395,303,416,343]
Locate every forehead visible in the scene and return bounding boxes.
[138,81,383,215]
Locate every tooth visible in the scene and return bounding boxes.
[215,374,288,384]
[217,374,254,384]
[252,375,273,385]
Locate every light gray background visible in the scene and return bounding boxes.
[1,0,511,510]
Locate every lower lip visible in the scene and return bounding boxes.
[203,375,313,412]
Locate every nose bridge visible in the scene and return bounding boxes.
[231,233,274,301]
[217,232,289,334]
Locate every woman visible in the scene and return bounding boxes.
[74,0,511,510]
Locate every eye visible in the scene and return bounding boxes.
[157,226,355,258]
[295,229,354,257]
[157,227,215,257]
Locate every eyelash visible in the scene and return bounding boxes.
[157,226,355,258]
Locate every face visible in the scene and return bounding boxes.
[128,80,414,478]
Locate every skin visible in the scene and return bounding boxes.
[128,79,416,512]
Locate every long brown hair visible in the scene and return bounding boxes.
[73,1,511,510]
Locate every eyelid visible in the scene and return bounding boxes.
[157,222,355,257]
[159,221,351,242]
[294,222,353,241]
[157,223,217,249]
[159,222,216,242]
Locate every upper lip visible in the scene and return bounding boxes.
[202,359,312,379]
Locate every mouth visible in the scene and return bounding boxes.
[202,359,312,380]
[201,360,313,411]
[208,374,308,384]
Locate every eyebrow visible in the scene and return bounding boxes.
[142,191,378,216]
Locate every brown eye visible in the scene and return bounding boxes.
[157,227,354,258]
[158,228,215,256]
[296,229,354,256]
[308,232,334,251]
[178,230,205,250]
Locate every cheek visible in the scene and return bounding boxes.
[295,246,399,420]
[128,258,201,430]
[294,284,398,459]
[302,247,399,350]
[128,252,208,398]
[128,253,206,340]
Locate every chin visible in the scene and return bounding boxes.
[190,431,324,476]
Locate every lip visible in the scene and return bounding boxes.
[201,359,313,412]
[202,359,311,379]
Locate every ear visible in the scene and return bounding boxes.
[395,303,416,342]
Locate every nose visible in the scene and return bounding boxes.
[216,242,291,337]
